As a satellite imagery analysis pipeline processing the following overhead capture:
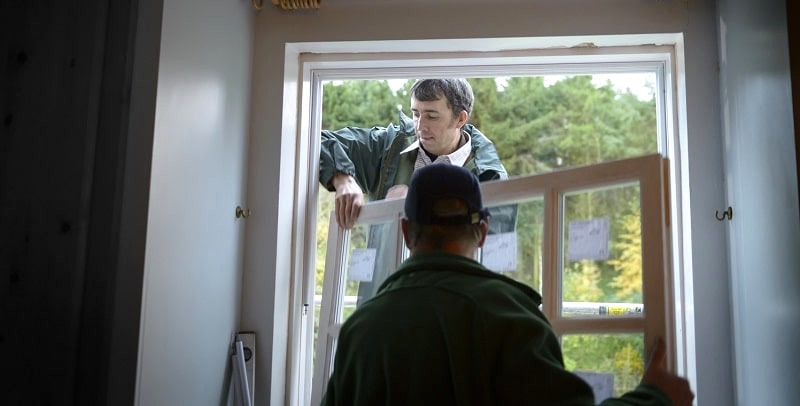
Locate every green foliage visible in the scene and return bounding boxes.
[503,199,544,290]
[608,199,644,302]
[614,343,645,395]
[563,262,604,302]
[479,76,657,176]
[563,334,644,397]
[316,192,333,294]
[562,184,643,303]
[322,80,408,129]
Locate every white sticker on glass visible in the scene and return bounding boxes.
[482,232,518,272]
[568,218,610,261]
[348,248,377,282]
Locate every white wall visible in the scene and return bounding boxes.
[246,0,732,405]
[718,0,800,405]
[136,0,253,404]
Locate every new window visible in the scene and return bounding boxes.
[286,42,689,405]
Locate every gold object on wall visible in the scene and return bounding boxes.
[253,0,321,10]
[273,0,321,9]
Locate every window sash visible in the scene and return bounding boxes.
[312,154,672,402]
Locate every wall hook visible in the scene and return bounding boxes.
[715,206,733,221]
[236,205,251,219]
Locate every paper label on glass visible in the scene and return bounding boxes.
[567,218,610,261]
[348,248,376,282]
[482,232,517,272]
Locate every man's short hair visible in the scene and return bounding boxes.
[410,78,474,118]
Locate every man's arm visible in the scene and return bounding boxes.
[319,129,359,193]
[488,289,692,406]
[320,124,407,195]
[491,302,598,405]
[320,123,409,228]
[319,122,413,228]
[319,126,385,229]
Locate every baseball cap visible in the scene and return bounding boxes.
[404,164,489,225]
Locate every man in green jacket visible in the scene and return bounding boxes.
[322,164,695,406]
[320,78,516,302]
[319,78,513,231]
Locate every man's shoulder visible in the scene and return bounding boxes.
[464,124,493,146]
[462,124,508,180]
[386,254,542,305]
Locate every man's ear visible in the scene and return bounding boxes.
[401,219,413,248]
[476,218,490,248]
[456,110,468,129]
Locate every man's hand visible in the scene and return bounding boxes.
[642,338,695,406]
[331,173,364,229]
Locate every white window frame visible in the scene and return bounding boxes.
[284,37,694,406]
[312,154,672,403]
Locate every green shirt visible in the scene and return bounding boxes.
[322,252,670,406]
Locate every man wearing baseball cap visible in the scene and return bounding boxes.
[322,164,694,406]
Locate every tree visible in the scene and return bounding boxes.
[608,199,644,303]
[322,80,407,130]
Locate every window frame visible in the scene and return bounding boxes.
[312,154,672,403]
[285,40,692,405]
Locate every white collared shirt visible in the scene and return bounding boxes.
[400,131,473,171]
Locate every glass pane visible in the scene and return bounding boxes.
[480,198,544,293]
[340,219,400,322]
[313,193,333,372]
[561,182,643,318]
[313,198,401,375]
[563,333,645,400]
[315,192,335,324]
[315,196,401,324]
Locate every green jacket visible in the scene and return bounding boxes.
[320,111,508,201]
[320,111,516,233]
[322,252,671,406]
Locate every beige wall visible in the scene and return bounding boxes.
[136,0,253,404]
[719,0,800,404]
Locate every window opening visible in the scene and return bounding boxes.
[301,51,678,404]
